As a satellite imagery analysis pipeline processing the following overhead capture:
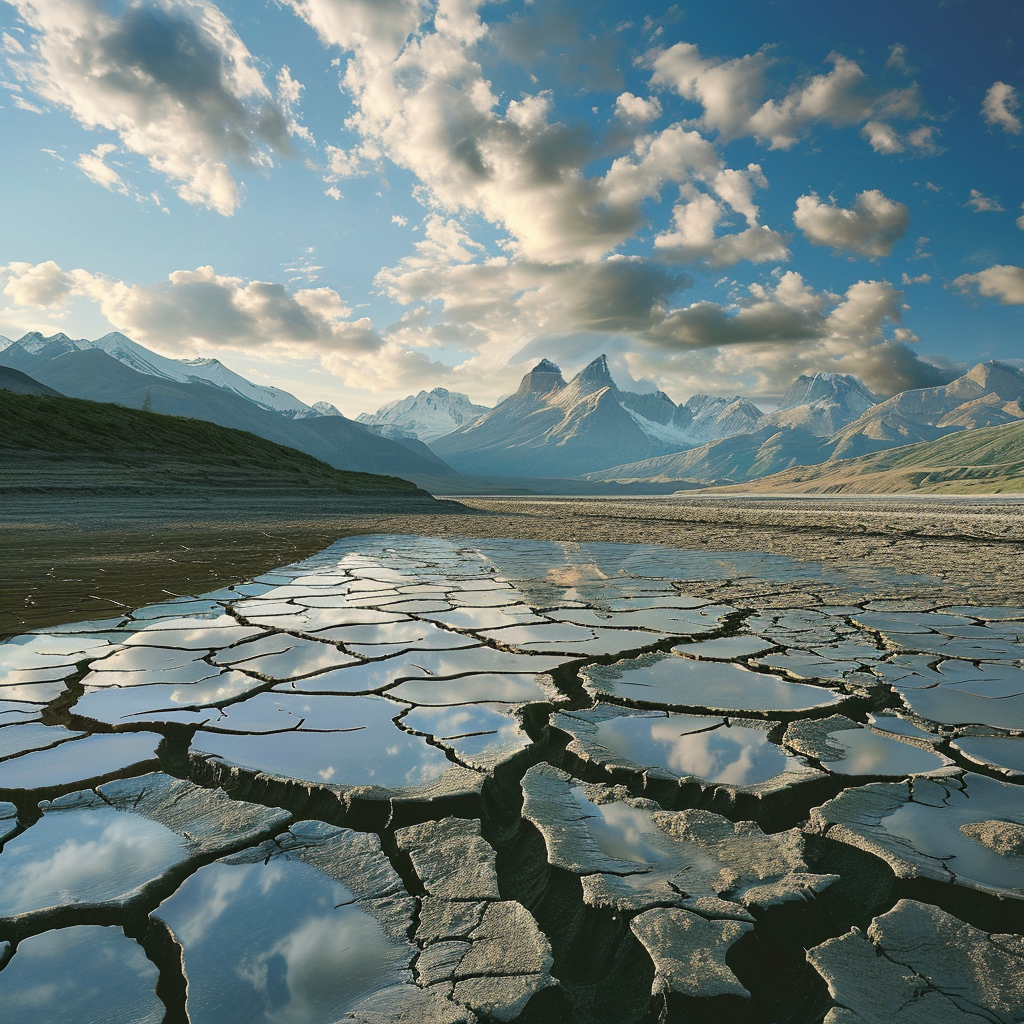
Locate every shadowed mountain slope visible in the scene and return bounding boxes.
[0,345,458,486]
[0,390,422,495]
[695,419,1024,495]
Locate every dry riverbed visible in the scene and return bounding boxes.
[2,492,1022,636]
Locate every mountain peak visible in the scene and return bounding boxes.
[573,354,616,391]
[517,359,566,397]
[532,359,561,374]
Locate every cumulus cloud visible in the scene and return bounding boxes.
[627,273,947,398]
[965,189,1004,212]
[861,120,940,155]
[74,143,128,193]
[6,0,297,214]
[794,189,909,257]
[1017,203,1024,231]
[952,265,1024,305]
[614,91,662,123]
[901,272,931,285]
[650,45,922,151]
[287,2,776,264]
[0,259,384,359]
[982,82,1022,134]
[648,161,792,267]
[1,260,79,307]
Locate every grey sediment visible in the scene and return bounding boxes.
[4,492,1022,637]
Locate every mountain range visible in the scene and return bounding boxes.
[429,355,767,477]
[4,328,1023,495]
[581,361,1024,486]
[356,388,489,443]
[0,333,458,487]
[697,419,1024,495]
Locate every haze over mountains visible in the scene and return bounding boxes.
[3,329,1023,494]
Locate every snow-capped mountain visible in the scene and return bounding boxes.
[430,355,764,477]
[357,388,489,443]
[9,331,315,416]
[762,372,878,436]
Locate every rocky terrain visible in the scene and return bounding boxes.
[2,531,1023,1022]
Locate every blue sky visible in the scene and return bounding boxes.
[1,0,1021,414]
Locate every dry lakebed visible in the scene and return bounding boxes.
[1,495,1024,1022]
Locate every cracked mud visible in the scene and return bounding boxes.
[2,534,1024,1023]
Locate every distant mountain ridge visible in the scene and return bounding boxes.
[586,361,1024,486]
[5,331,314,416]
[430,355,773,477]
[0,334,459,487]
[357,387,489,442]
[696,419,1024,495]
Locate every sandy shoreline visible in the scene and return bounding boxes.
[2,492,1022,635]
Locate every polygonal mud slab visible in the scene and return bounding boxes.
[479,622,667,657]
[521,763,834,913]
[386,673,559,707]
[783,716,952,778]
[0,722,85,760]
[583,651,845,715]
[672,635,777,660]
[153,821,424,1024]
[0,773,288,919]
[546,606,726,635]
[0,925,163,1024]
[0,730,161,791]
[71,673,262,726]
[953,733,1024,776]
[401,703,532,771]
[395,818,555,1021]
[808,899,1024,1023]
[810,773,1024,901]
[193,694,461,794]
[630,908,752,1000]
[553,704,819,790]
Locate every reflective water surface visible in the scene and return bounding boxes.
[3,533,1024,1022]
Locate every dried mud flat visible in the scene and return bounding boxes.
[2,521,1024,1024]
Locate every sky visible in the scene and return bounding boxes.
[1,0,1022,415]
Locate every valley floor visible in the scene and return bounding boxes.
[3,492,1023,636]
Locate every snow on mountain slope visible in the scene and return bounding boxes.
[8,331,314,415]
[762,372,877,436]
[357,387,489,442]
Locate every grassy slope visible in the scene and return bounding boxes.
[0,390,420,494]
[694,421,1024,495]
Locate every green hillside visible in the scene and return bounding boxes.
[695,421,1024,495]
[0,391,420,494]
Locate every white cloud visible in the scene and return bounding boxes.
[1017,203,1024,231]
[6,0,295,215]
[75,143,127,193]
[965,189,1004,212]
[1,260,78,307]
[391,214,408,226]
[0,260,385,361]
[650,46,921,151]
[653,183,790,267]
[952,265,1024,305]
[793,189,909,257]
[861,121,940,155]
[982,81,1022,135]
[324,186,342,200]
[288,3,771,264]
[628,273,946,397]
[901,272,931,285]
[613,91,662,123]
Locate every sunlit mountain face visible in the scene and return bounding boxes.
[0,0,1021,419]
